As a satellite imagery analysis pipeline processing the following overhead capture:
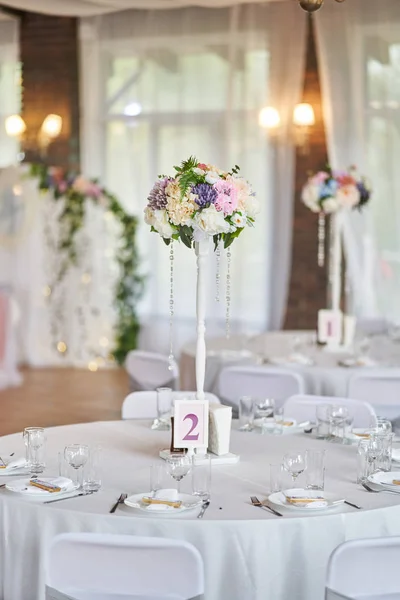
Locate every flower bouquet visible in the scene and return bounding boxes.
[144,156,259,249]
[302,166,371,214]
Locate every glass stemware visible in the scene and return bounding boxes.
[165,453,192,494]
[64,444,90,489]
[328,405,349,441]
[255,398,275,430]
[283,453,306,484]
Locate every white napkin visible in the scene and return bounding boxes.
[0,457,27,472]
[24,477,73,495]
[283,489,328,508]
[144,489,179,511]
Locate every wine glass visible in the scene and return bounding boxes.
[165,453,192,494]
[64,444,90,489]
[328,405,349,441]
[255,398,275,429]
[283,453,306,484]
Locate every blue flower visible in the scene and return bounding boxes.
[320,179,338,199]
[193,183,217,208]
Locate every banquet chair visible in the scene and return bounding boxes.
[356,317,388,336]
[44,533,204,600]
[125,350,179,393]
[325,537,400,600]
[284,394,377,428]
[348,369,400,421]
[122,390,220,420]
[218,365,305,413]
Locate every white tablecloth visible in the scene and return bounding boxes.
[1,420,400,600]
[180,331,400,398]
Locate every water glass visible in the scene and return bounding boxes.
[316,404,332,439]
[166,453,192,494]
[376,433,393,472]
[239,396,255,432]
[372,417,392,436]
[64,444,90,489]
[255,398,275,429]
[150,463,165,493]
[366,434,384,474]
[26,427,46,475]
[273,407,284,435]
[305,449,326,490]
[328,405,349,442]
[192,454,211,501]
[357,438,371,483]
[151,387,172,431]
[270,464,282,493]
[58,452,73,478]
[83,446,102,492]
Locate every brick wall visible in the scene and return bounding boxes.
[19,11,80,169]
[284,20,329,330]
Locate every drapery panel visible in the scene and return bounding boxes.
[0,18,19,168]
[80,3,306,354]
[315,0,400,322]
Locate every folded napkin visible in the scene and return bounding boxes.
[143,489,180,511]
[0,457,27,472]
[26,477,73,495]
[283,489,328,508]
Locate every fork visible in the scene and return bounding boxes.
[362,482,400,495]
[197,499,210,519]
[110,493,127,513]
[250,496,282,517]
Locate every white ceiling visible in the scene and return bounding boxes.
[0,0,285,17]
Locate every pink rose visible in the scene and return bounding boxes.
[197,163,207,170]
[214,180,238,215]
[311,171,329,185]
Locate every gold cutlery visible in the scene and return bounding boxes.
[250,496,282,517]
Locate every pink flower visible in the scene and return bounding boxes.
[311,171,329,185]
[85,182,102,199]
[197,163,207,170]
[336,184,360,208]
[214,180,238,215]
[57,181,68,194]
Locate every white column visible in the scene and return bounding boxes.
[195,238,209,400]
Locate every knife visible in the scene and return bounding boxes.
[43,491,94,504]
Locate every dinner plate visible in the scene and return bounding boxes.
[257,418,310,435]
[6,477,77,496]
[124,492,202,515]
[368,471,400,489]
[268,489,345,511]
[345,428,371,443]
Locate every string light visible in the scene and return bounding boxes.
[43,285,52,298]
[57,341,67,353]
[88,361,98,372]
[168,242,175,370]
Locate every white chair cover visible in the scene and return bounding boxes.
[45,533,204,600]
[121,391,221,420]
[218,365,305,413]
[124,351,179,392]
[348,370,400,421]
[326,537,400,600]
[356,318,388,336]
[284,394,377,428]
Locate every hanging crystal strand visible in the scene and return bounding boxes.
[317,211,326,267]
[168,242,175,370]
[225,248,231,339]
[215,244,221,302]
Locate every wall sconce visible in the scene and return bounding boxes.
[5,114,26,138]
[38,114,63,151]
[258,102,315,153]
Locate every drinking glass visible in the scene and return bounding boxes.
[83,446,102,492]
[273,407,284,435]
[376,433,393,472]
[58,451,73,478]
[239,396,255,432]
[26,427,46,475]
[372,417,392,436]
[23,427,42,467]
[305,449,326,490]
[166,453,192,494]
[150,463,165,494]
[316,404,332,439]
[151,387,172,431]
[270,464,282,493]
[192,454,211,501]
[64,444,89,489]
[357,438,371,484]
[283,453,306,484]
[366,435,384,474]
[255,398,275,430]
[328,405,349,442]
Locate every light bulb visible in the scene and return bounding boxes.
[258,106,281,129]
[5,115,26,137]
[41,114,62,138]
[293,103,315,127]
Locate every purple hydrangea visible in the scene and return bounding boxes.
[147,177,170,210]
[193,183,217,208]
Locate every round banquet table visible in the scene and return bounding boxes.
[180,330,400,398]
[2,421,400,600]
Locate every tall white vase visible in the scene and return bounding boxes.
[194,238,209,401]
[330,212,343,312]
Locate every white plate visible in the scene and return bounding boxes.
[6,477,77,496]
[257,418,310,435]
[268,489,345,511]
[124,492,202,514]
[368,471,400,489]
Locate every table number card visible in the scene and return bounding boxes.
[173,399,209,450]
[318,309,343,346]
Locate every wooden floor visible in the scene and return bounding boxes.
[0,368,129,436]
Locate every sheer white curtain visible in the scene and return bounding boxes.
[80,3,306,355]
[315,0,400,321]
[0,17,20,167]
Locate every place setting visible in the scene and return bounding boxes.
[239,396,310,436]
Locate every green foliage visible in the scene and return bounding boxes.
[30,164,144,365]
[173,156,202,198]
